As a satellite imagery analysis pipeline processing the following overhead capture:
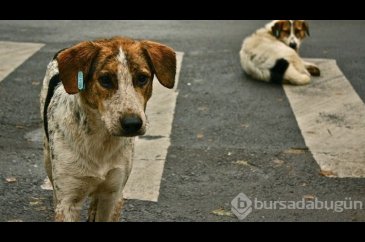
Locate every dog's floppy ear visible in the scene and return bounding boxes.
[302,21,310,37]
[294,20,310,37]
[142,40,176,89]
[271,21,284,38]
[57,42,100,94]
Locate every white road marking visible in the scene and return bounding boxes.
[284,59,365,178]
[123,52,184,202]
[41,177,53,190]
[0,41,44,82]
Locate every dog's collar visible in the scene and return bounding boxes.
[78,71,85,91]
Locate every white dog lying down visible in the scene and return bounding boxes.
[240,20,320,85]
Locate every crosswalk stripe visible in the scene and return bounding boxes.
[0,41,44,82]
[123,52,184,202]
[284,59,365,178]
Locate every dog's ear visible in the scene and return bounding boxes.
[294,20,310,37]
[302,21,310,37]
[57,42,100,94]
[271,21,284,38]
[141,40,176,89]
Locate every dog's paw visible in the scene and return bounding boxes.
[289,74,311,86]
[306,65,320,76]
[298,74,311,85]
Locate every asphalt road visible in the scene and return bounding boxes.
[0,20,364,222]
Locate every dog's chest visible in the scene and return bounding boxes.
[48,90,134,180]
[51,130,134,180]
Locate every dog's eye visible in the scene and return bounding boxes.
[136,74,149,86]
[99,75,113,89]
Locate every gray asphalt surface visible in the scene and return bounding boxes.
[0,20,364,222]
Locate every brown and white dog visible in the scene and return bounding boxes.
[40,37,176,221]
[239,20,320,85]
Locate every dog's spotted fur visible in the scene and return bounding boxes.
[239,20,320,85]
[40,37,176,221]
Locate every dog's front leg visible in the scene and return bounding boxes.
[93,191,122,222]
[87,194,124,222]
[55,201,83,222]
[53,176,91,222]
[93,168,129,222]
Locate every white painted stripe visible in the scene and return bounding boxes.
[123,52,184,201]
[284,59,365,178]
[0,41,44,82]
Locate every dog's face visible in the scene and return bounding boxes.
[269,20,310,51]
[56,37,176,137]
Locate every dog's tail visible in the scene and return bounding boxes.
[240,48,287,83]
[270,58,289,84]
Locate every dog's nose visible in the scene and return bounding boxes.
[289,42,297,50]
[121,115,143,135]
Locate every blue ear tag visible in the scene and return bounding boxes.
[77,71,85,91]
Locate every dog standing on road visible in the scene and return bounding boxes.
[239,20,320,85]
[40,37,176,221]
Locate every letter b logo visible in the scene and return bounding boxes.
[231,193,252,220]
